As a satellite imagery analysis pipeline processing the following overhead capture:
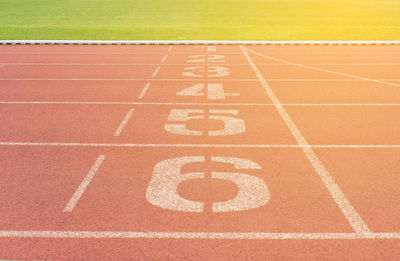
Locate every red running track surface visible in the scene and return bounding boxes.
[0,44,400,260]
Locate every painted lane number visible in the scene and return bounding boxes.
[164,109,245,136]
[146,156,269,212]
[176,83,239,100]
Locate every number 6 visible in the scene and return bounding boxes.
[146,156,270,213]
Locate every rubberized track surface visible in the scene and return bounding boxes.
[1,44,400,260]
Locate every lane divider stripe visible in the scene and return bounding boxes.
[240,45,371,234]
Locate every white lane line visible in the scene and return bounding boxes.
[168,46,173,52]
[1,101,400,106]
[2,78,399,82]
[1,142,400,148]
[152,66,161,78]
[137,83,151,99]
[245,47,400,87]
[207,46,217,52]
[2,62,399,66]
[113,108,135,136]
[2,40,398,45]
[1,230,400,239]
[63,155,105,212]
[0,101,271,106]
[161,55,168,63]
[0,51,242,55]
[240,45,371,234]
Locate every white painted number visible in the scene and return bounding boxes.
[164,109,245,136]
[182,66,230,77]
[146,156,269,212]
[188,55,225,63]
[176,83,239,100]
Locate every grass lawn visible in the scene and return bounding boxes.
[0,0,399,40]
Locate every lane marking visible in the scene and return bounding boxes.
[207,46,217,52]
[151,66,161,78]
[137,83,151,99]
[240,45,371,234]
[113,108,135,136]
[244,47,400,87]
[0,142,400,148]
[1,230,400,239]
[2,62,400,66]
[1,78,399,82]
[0,51,241,55]
[2,40,400,45]
[1,101,400,106]
[63,155,105,212]
[0,101,270,106]
[161,55,168,63]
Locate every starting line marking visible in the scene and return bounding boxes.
[113,108,135,136]
[0,142,400,148]
[240,45,371,233]
[63,155,105,212]
[1,230,400,240]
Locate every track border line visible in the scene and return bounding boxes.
[1,40,400,45]
[240,45,371,234]
[0,230,400,240]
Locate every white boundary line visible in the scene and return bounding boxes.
[1,62,399,66]
[1,40,400,45]
[1,101,400,106]
[1,78,399,82]
[113,108,135,136]
[0,142,399,148]
[240,45,371,234]
[0,230,400,239]
[244,47,400,87]
[63,155,105,212]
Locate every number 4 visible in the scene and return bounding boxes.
[176,83,239,100]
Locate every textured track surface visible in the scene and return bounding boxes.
[0,44,400,260]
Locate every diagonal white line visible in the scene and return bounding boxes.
[152,66,160,78]
[113,108,135,136]
[244,47,400,87]
[161,55,168,63]
[240,45,371,234]
[63,155,105,212]
[137,83,151,99]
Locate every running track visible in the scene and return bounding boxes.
[0,43,400,260]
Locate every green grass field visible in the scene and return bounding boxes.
[0,0,399,40]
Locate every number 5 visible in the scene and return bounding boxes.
[164,109,245,136]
